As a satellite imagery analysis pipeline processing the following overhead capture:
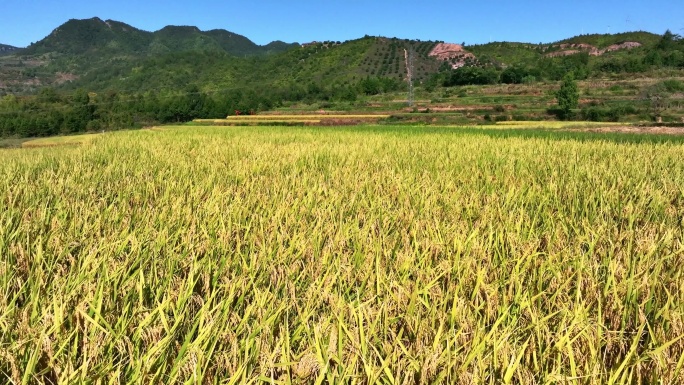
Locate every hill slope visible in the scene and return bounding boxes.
[0,18,301,93]
[555,31,661,48]
[0,18,680,96]
[0,44,21,57]
[466,31,661,65]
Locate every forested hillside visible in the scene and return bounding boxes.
[3,18,682,95]
[22,17,297,57]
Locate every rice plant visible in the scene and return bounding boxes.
[1,125,683,384]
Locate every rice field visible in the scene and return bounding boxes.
[489,121,627,129]
[21,133,102,148]
[194,115,391,126]
[1,125,684,384]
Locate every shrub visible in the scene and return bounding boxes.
[662,79,684,93]
[581,105,637,122]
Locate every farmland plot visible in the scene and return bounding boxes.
[1,126,683,384]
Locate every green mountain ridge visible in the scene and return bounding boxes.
[22,17,297,57]
[0,17,680,96]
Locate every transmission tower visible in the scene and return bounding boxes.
[405,48,415,107]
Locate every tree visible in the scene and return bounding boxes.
[360,77,381,95]
[443,67,500,87]
[38,87,60,104]
[501,66,530,84]
[62,88,93,133]
[555,73,579,119]
[642,83,671,123]
[657,30,682,51]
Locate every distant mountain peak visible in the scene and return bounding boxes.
[158,25,202,33]
[22,18,297,57]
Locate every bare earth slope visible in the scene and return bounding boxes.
[429,43,476,69]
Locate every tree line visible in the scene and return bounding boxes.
[0,77,403,138]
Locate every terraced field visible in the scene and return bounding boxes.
[194,115,391,126]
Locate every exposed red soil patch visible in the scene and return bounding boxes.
[403,105,496,112]
[545,42,642,58]
[55,72,78,84]
[546,49,581,57]
[429,43,476,69]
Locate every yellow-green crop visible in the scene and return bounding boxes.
[1,125,683,384]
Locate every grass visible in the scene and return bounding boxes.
[1,125,683,384]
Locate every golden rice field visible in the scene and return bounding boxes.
[1,125,684,384]
[197,120,324,126]
[21,133,101,148]
[476,121,627,130]
[194,115,391,126]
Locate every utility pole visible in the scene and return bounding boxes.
[405,48,415,107]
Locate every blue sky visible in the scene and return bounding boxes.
[1,0,682,47]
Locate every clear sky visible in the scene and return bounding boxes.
[1,0,682,47]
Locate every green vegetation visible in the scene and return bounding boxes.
[2,17,684,384]
[452,31,683,83]
[555,74,580,119]
[0,76,404,137]
[2,125,684,383]
[0,18,298,96]
[4,19,681,97]
[22,17,296,58]
[556,31,662,48]
[1,20,684,136]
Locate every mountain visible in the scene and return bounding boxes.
[22,17,297,57]
[466,31,661,65]
[0,17,300,94]
[0,17,679,96]
[0,44,22,56]
[1,17,445,94]
[52,36,449,93]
